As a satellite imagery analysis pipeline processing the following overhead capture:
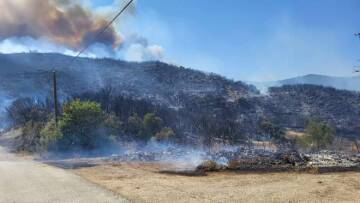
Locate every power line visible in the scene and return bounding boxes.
[51,1,134,121]
[66,0,134,67]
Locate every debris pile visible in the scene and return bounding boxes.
[305,151,360,168]
[106,146,360,173]
[110,151,157,162]
[108,146,207,165]
[198,150,360,173]
[205,150,309,172]
[49,146,360,173]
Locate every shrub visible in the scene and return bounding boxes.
[19,121,44,152]
[39,120,62,151]
[58,100,103,150]
[155,127,174,142]
[260,120,285,141]
[126,113,143,135]
[296,120,334,151]
[306,120,334,150]
[143,113,163,139]
[7,98,50,127]
[103,113,123,140]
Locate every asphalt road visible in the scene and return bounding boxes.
[0,140,129,203]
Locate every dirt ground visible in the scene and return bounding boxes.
[74,162,360,203]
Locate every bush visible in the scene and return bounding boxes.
[103,113,123,140]
[19,121,44,152]
[306,120,334,150]
[260,120,285,141]
[39,120,62,151]
[58,100,104,150]
[155,127,174,142]
[297,120,334,151]
[143,113,163,139]
[7,98,50,127]
[126,113,143,136]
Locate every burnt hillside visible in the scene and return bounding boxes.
[0,53,257,105]
[0,53,359,139]
[263,85,360,138]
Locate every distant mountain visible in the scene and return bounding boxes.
[250,74,360,92]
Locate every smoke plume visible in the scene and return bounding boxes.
[0,0,122,50]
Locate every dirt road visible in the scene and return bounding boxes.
[0,145,130,203]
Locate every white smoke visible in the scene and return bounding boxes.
[0,35,164,62]
[0,37,77,56]
[120,34,164,62]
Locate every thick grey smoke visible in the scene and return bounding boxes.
[0,0,164,61]
[0,0,122,50]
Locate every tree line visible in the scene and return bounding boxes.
[6,86,338,153]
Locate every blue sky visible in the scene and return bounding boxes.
[97,0,360,81]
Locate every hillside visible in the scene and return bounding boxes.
[0,53,257,106]
[0,53,359,140]
[263,85,360,138]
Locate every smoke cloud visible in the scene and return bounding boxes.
[0,0,124,50]
[120,34,164,62]
[0,0,164,61]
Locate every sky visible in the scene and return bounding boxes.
[1,0,360,82]
[99,0,360,82]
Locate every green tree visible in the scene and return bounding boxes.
[143,113,163,140]
[127,113,143,135]
[304,120,334,150]
[260,120,285,141]
[59,100,103,150]
[103,113,123,139]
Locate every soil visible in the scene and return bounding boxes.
[74,162,360,203]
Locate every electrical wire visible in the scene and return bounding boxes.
[66,0,134,67]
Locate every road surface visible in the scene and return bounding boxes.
[0,137,129,203]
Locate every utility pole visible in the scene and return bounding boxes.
[53,70,59,125]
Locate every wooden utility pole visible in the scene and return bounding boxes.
[53,70,59,125]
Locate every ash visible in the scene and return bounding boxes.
[43,141,360,172]
[107,143,360,172]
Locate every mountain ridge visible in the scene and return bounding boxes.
[249,74,360,92]
[0,52,257,104]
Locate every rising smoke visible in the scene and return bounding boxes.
[0,0,164,61]
[0,0,121,50]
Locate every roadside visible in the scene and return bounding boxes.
[0,130,130,203]
[2,129,359,203]
[74,162,360,203]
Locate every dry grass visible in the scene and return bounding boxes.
[74,162,360,203]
